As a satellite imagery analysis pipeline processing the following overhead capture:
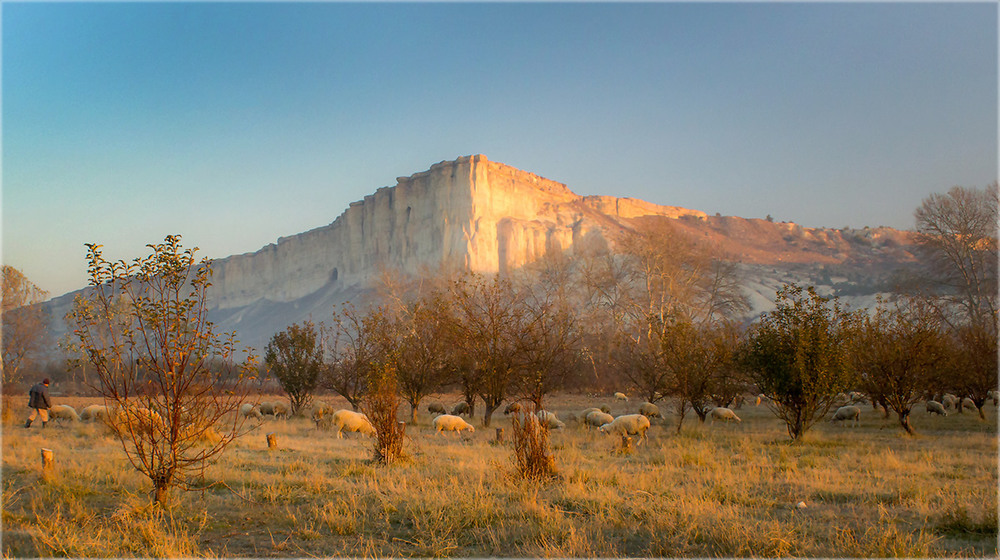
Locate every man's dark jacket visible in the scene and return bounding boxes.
[28,383,51,409]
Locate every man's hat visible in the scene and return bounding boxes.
[42,378,50,385]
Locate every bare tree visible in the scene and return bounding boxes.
[2,266,50,386]
[320,303,385,411]
[67,236,258,504]
[913,183,998,330]
[392,293,453,423]
[911,183,998,419]
[447,273,527,428]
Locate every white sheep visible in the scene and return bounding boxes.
[580,406,612,418]
[331,409,376,439]
[829,405,861,427]
[584,410,614,429]
[536,410,565,430]
[272,402,290,419]
[614,392,629,402]
[638,402,662,418]
[79,404,110,422]
[308,402,335,429]
[427,402,447,415]
[960,397,976,413]
[239,403,263,420]
[433,414,475,435]
[598,414,651,444]
[709,407,742,424]
[925,401,947,416]
[941,394,959,409]
[49,404,80,423]
[258,401,276,416]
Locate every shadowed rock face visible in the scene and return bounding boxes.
[44,155,918,351]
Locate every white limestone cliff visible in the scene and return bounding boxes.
[210,155,704,311]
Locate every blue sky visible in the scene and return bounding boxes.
[3,2,997,299]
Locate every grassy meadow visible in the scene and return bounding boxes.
[2,392,997,558]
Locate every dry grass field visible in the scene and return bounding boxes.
[2,392,997,558]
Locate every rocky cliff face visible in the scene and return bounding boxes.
[44,155,918,350]
[209,154,707,311]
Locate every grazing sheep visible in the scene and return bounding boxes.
[308,402,335,429]
[433,414,476,435]
[331,409,376,439]
[427,402,447,415]
[581,405,612,417]
[49,404,80,423]
[941,394,959,410]
[638,402,662,418]
[122,405,164,431]
[961,397,977,413]
[536,410,565,430]
[584,410,614,429]
[80,404,110,422]
[272,402,290,419]
[504,402,522,415]
[239,403,263,420]
[709,407,742,424]
[614,392,629,402]
[829,405,861,427]
[925,401,947,416]
[258,401,276,416]
[598,414,651,444]
[451,402,471,416]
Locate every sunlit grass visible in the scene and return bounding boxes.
[2,393,996,557]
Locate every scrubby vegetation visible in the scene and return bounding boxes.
[3,393,996,558]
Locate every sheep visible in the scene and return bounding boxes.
[598,414,651,445]
[239,403,263,420]
[829,405,861,427]
[536,410,565,430]
[258,401,276,416]
[272,402,290,419]
[427,402,447,415]
[121,405,164,432]
[941,394,959,409]
[581,406,612,418]
[584,410,614,429]
[925,401,947,416]
[614,392,629,402]
[709,407,742,424]
[80,404,110,422]
[451,402,471,416]
[961,397,977,413]
[504,402,522,415]
[308,402,335,429]
[433,414,475,435]
[331,409,376,439]
[48,404,80,423]
[638,402,662,418]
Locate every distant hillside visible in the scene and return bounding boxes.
[45,155,919,350]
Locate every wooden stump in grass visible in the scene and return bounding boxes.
[40,448,54,470]
[619,435,634,454]
[397,421,406,436]
[495,427,504,443]
[266,432,277,450]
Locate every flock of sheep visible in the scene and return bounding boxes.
[40,389,996,445]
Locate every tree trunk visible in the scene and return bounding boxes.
[899,410,914,435]
[408,399,419,424]
[483,404,498,428]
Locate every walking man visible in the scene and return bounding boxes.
[25,378,51,428]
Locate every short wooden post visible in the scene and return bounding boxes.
[266,432,277,450]
[397,421,406,435]
[41,448,54,470]
[495,427,504,443]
